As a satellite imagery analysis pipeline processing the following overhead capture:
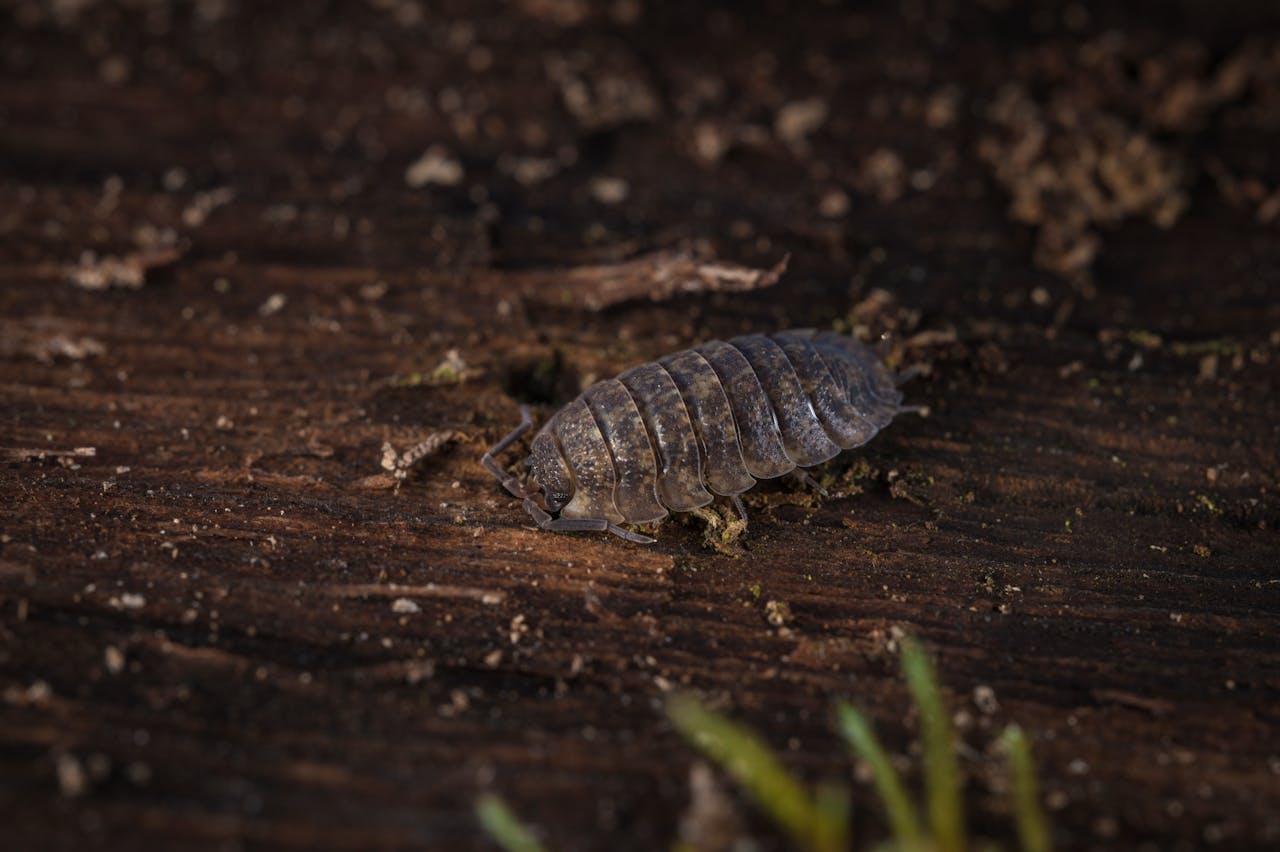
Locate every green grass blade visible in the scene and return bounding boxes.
[900,637,965,852]
[836,701,924,850]
[813,780,852,852]
[475,794,549,852]
[667,693,847,852]
[1001,725,1051,852]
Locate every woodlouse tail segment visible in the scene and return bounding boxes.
[482,405,539,499]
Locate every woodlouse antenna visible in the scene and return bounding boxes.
[481,405,537,499]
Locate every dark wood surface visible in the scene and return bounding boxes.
[2,2,1278,850]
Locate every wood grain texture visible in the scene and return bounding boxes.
[2,2,1278,850]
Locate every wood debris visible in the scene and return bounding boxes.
[774,97,828,145]
[66,247,183,290]
[857,148,907,203]
[545,51,659,131]
[328,583,506,605]
[1207,158,1280,225]
[405,146,464,188]
[3,323,106,363]
[677,762,741,852]
[979,86,1187,277]
[351,432,459,490]
[3,446,97,464]
[520,250,789,311]
[975,34,1280,277]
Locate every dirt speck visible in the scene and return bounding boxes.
[391,598,421,614]
[405,146,465,188]
[764,599,793,628]
[678,762,741,852]
[858,148,907,203]
[67,248,182,291]
[775,97,829,145]
[55,753,87,798]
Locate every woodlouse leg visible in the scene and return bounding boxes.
[523,497,551,524]
[792,469,830,497]
[730,494,750,526]
[606,524,657,545]
[896,404,930,416]
[482,405,534,498]
[523,497,655,544]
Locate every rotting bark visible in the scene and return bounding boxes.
[1,3,1279,851]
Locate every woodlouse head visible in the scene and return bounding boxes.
[527,431,574,513]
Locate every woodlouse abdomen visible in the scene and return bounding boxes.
[482,330,915,543]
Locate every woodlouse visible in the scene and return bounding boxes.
[483,330,919,543]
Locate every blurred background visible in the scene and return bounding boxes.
[5,0,1279,327]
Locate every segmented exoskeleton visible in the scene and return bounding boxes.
[483,330,919,543]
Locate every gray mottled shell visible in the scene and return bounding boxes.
[531,330,904,524]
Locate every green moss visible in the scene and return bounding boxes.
[1126,330,1163,350]
[1168,338,1240,357]
[1196,494,1222,514]
[429,364,458,383]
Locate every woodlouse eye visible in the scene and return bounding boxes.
[528,432,574,513]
